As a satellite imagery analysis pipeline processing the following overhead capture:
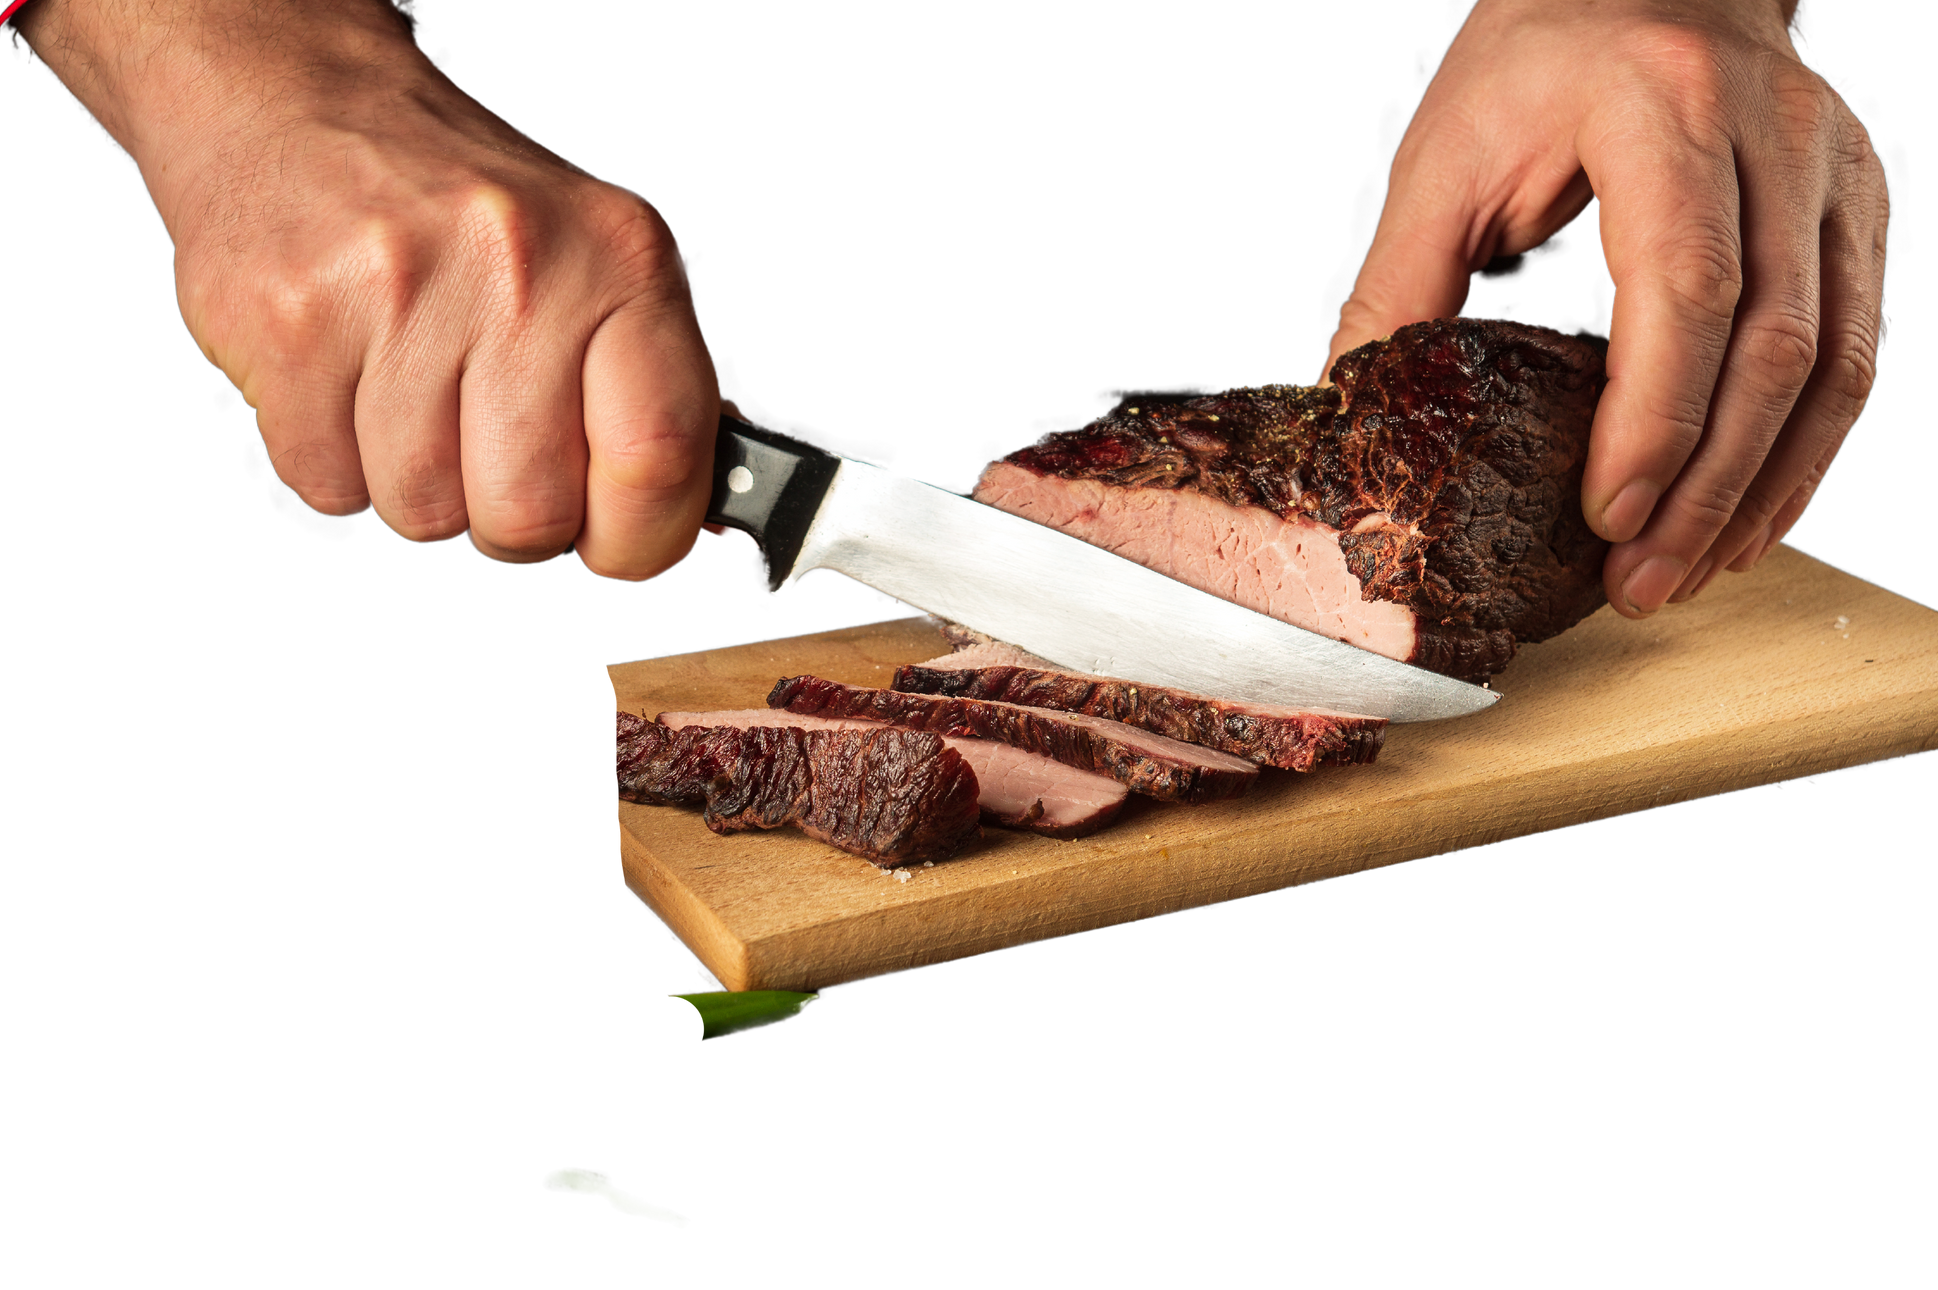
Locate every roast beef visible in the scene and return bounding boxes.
[894,643,1386,771]
[768,675,1258,803]
[657,708,1128,839]
[615,712,980,867]
[971,318,1609,681]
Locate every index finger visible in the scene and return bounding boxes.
[1579,117,1743,612]
[577,291,718,580]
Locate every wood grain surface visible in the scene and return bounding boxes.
[610,546,1938,991]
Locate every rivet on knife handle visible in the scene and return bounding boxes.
[707,415,841,590]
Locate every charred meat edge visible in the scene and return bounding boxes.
[616,712,980,867]
[895,644,1386,771]
[656,708,1128,840]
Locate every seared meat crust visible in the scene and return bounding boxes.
[616,713,981,867]
[892,661,1385,771]
[991,319,1610,680]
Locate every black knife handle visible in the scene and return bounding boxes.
[707,414,842,590]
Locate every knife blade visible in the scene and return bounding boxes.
[706,415,1498,722]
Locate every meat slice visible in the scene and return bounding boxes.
[616,712,979,867]
[895,643,1386,772]
[768,675,1258,803]
[924,641,1049,668]
[658,708,1128,839]
[971,318,1610,681]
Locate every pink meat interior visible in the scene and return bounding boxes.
[917,643,1376,721]
[973,462,1418,662]
[656,709,1126,829]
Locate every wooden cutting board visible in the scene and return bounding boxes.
[610,546,1938,991]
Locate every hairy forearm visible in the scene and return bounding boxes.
[15,1,425,224]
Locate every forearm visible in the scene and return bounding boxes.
[14,0,427,229]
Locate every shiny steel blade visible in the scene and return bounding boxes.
[790,459,1499,722]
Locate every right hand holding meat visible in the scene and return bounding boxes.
[18,0,718,579]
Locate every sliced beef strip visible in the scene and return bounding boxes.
[616,712,980,867]
[971,318,1610,682]
[768,675,1257,804]
[895,643,1386,772]
[658,708,1127,839]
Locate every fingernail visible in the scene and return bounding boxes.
[1600,480,1663,543]
[1620,554,1689,616]
[1669,554,1716,603]
[1727,522,1773,572]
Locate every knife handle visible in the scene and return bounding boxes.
[707,414,842,590]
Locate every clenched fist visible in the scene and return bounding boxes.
[1330,0,1888,618]
[18,0,717,578]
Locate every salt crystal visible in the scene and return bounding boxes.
[895,870,911,883]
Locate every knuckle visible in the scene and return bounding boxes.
[1665,479,1742,537]
[590,190,686,299]
[344,218,432,325]
[475,489,582,556]
[599,417,706,499]
[1625,21,1721,75]
[1621,23,1726,105]
[1822,327,1880,411]
[1833,104,1883,174]
[458,182,549,310]
[578,549,660,583]
[1663,235,1745,326]
[390,509,467,542]
[273,448,367,515]
[386,469,468,542]
[1782,457,1834,518]
[1638,386,1714,454]
[1765,64,1834,149]
[1724,484,1784,536]
[1737,309,1819,390]
[257,269,337,350]
[176,261,223,333]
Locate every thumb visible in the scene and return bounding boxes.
[1324,160,1478,381]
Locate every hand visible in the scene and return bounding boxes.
[1326,0,1888,617]
[18,0,718,578]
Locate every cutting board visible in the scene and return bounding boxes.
[610,546,1938,991]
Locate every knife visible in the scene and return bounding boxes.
[706,415,1498,722]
